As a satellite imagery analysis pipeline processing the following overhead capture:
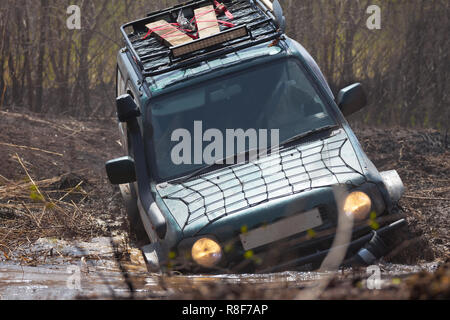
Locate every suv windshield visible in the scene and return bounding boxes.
[149,58,337,181]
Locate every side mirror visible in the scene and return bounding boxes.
[117,94,140,123]
[105,157,136,185]
[337,83,367,117]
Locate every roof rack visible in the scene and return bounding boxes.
[120,0,283,78]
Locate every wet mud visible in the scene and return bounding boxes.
[0,111,448,299]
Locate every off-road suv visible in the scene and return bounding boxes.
[106,0,405,273]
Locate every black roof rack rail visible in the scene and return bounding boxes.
[120,0,282,78]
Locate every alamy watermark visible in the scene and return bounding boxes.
[367,5,381,30]
[171,121,280,166]
[66,266,82,290]
[366,265,382,290]
[64,4,379,31]
[67,5,81,30]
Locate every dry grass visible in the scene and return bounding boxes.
[0,154,105,260]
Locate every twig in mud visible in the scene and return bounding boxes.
[61,128,84,140]
[419,177,450,182]
[37,206,47,227]
[15,154,46,202]
[0,176,61,200]
[58,181,84,202]
[404,195,450,201]
[107,230,136,299]
[0,111,83,134]
[1,142,63,157]
[70,200,82,221]
[413,186,450,194]
[1,249,9,260]
[0,243,11,260]
[0,174,10,183]
[41,196,74,222]
[20,202,41,228]
[0,228,13,244]
[60,123,90,134]
[104,224,146,296]
[0,203,42,210]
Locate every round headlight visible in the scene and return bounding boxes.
[191,238,222,268]
[343,191,372,221]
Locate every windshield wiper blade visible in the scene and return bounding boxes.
[270,125,340,153]
[170,150,253,184]
[171,162,227,185]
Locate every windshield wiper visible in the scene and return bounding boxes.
[170,150,254,184]
[171,162,226,185]
[269,125,340,154]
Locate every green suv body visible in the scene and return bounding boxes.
[107,0,405,273]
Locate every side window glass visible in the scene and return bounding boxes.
[286,60,328,117]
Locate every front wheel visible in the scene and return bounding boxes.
[119,183,149,245]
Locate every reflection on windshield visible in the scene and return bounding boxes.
[150,59,336,181]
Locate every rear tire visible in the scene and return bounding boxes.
[119,183,150,244]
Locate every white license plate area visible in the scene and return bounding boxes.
[240,209,323,251]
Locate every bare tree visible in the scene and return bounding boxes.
[0,0,447,129]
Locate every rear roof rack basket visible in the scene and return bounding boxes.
[120,0,282,77]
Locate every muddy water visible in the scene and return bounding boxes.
[0,237,441,300]
[0,263,324,300]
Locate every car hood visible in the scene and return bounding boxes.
[156,128,366,238]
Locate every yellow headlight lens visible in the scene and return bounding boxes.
[343,191,372,221]
[191,238,222,268]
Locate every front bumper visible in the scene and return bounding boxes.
[142,216,406,273]
[143,170,406,273]
[258,218,407,273]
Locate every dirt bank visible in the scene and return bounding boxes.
[0,110,448,299]
[355,126,449,263]
[0,110,127,260]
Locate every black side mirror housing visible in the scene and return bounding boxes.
[337,83,367,117]
[117,94,140,123]
[105,157,136,185]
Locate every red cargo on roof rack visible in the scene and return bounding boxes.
[120,0,281,77]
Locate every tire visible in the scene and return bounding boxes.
[119,183,150,244]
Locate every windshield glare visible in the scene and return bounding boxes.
[149,59,336,181]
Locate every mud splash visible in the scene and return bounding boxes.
[0,237,442,300]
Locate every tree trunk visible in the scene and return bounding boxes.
[35,0,48,113]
